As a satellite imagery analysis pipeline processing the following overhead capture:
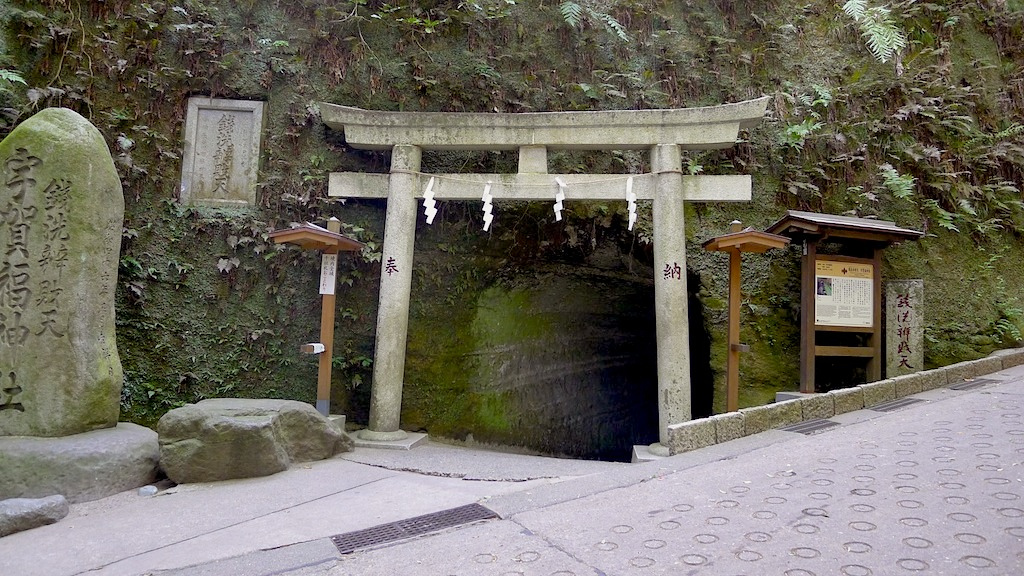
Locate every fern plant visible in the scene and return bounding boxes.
[878,163,915,200]
[841,0,907,64]
[0,69,26,94]
[559,1,629,42]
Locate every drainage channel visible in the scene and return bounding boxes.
[869,397,927,412]
[949,378,998,391]
[331,503,498,554]
[779,418,842,435]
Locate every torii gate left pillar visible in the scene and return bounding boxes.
[322,98,770,451]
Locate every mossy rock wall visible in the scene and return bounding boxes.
[0,0,1022,456]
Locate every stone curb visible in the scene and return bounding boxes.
[859,379,896,407]
[710,412,745,443]
[831,387,865,415]
[667,346,1023,455]
[944,357,1003,385]
[797,394,835,420]
[995,348,1024,369]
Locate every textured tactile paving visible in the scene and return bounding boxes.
[508,382,1024,575]
[331,379,1024,575]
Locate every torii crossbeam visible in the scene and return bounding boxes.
[322,97,770,454]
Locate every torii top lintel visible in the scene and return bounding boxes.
[319,96,770,152]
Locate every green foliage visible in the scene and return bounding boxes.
[558,1,629,42]
[878,163,915,200]
[0,69,26,92]
[4,0,1023,431]
[841,0,908,64]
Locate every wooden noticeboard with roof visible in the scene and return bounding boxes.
[269,218,365,416]
[766,211,923,393]
[703,221,790,412]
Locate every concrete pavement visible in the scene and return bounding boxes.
[2,365,1022,575]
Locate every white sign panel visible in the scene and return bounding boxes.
[319,253,338,295]
[814,259,874,328]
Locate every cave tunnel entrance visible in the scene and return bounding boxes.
[450,265,714,463]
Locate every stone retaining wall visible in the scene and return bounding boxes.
[667,347,1024,455]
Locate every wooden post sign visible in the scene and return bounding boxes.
[766,211,923,394]
[269,218,365,416]
[703,221,790,412]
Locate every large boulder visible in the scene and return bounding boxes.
[157,399,354,484]
[0,495,69,537]
[0,107,124,438]
[0,423,159,503]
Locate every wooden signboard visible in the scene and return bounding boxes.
[766,211,922,393]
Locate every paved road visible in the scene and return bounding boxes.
[298,367,1024,576]
[3,366,1022,576]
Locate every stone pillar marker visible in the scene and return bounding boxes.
[650,144,690,455]
[0,108,159,507]
[359,145,421,441]
[0,108,124,437]
[886,279,924,377]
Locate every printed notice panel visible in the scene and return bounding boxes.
[814,259,874,328]
[319,253,338,295]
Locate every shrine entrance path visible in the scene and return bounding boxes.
[3,363,1022,576]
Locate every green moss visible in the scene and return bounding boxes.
[3,0,1022,442]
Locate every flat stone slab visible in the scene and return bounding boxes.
[352,431,428,451]
[0,495,68,537]
[0,423,158,503]
[631,444,665,463]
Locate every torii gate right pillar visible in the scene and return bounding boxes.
[651,144,691,452]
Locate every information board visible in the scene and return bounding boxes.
[814,259,873,328]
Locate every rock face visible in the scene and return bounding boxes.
[157,398,354,484]
[405,264,713,461]
[0,108,124,437]
[0,423,159,504]
[0,495,69,537]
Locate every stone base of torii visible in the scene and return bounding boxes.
[322,98,769,455]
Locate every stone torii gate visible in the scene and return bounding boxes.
[322,97,769,454]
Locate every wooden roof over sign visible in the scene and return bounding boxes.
[766,210,924,244]
[703,226,791,253]
[268,222,365,253]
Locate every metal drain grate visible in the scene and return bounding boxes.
[950,378,996,391]
[331,503,498,554]
[870,397,927,412]
[780,418,841,435]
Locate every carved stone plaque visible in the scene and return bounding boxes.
[180,97,266,206]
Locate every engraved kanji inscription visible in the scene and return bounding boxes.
[211,113,236,198]
[0,371,23,412]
